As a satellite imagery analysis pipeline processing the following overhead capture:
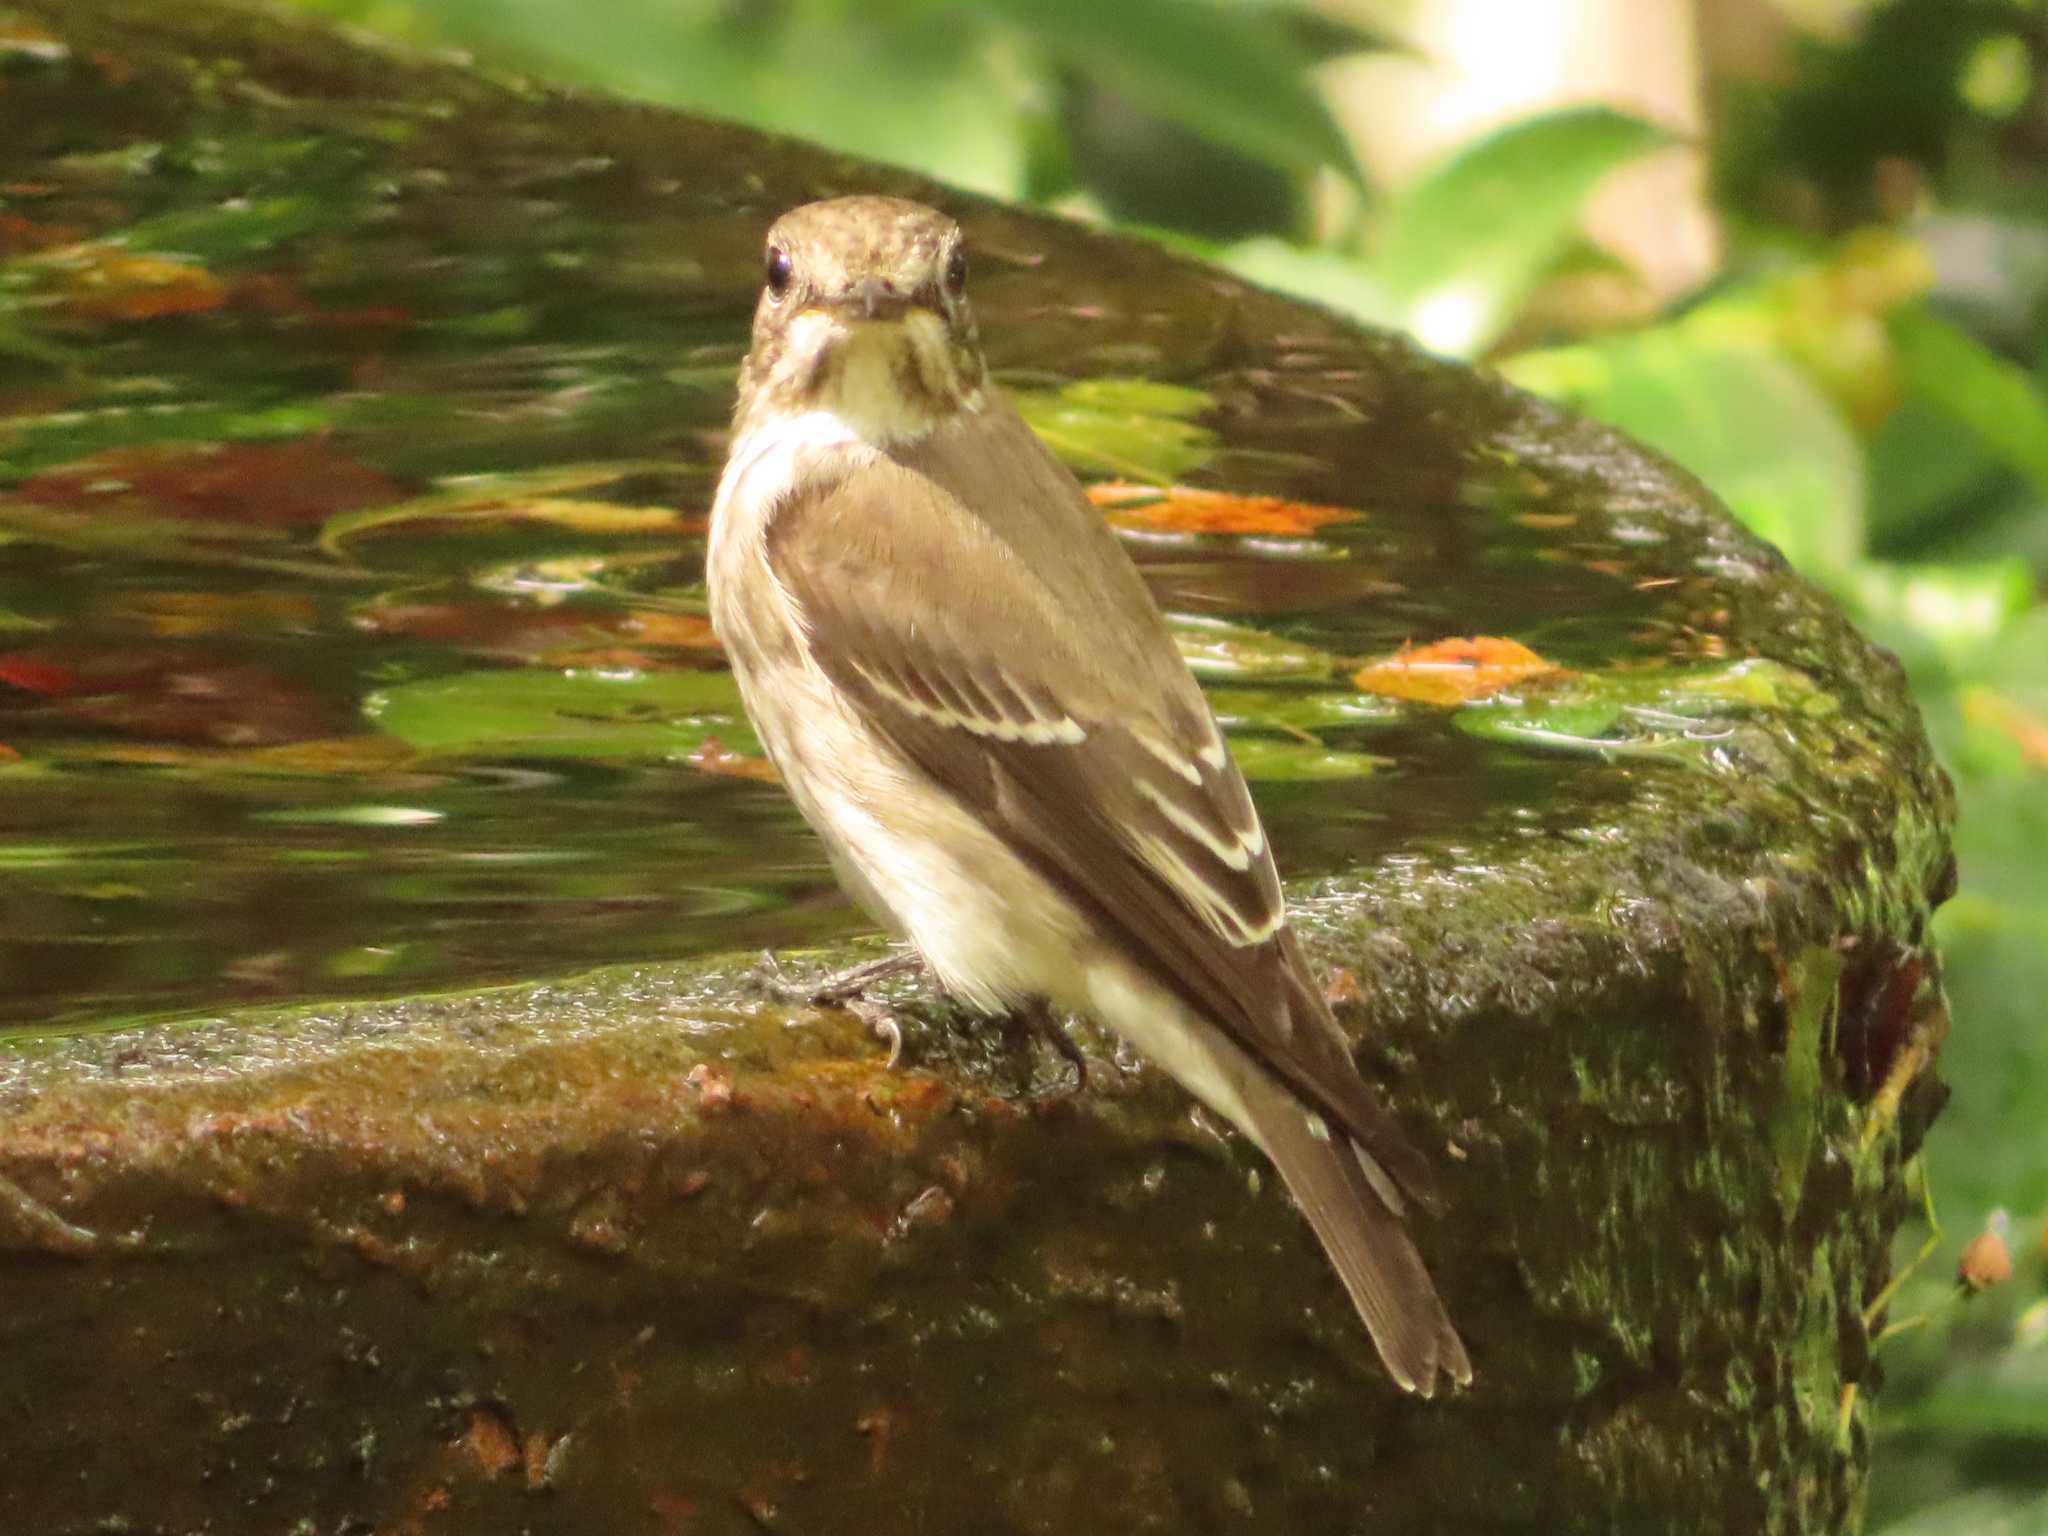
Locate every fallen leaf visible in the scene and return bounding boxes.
[0,744,21,763]
[1089,479,1359,537]
[0,214,83,252]
[1168,614,1336,681]
[1355,636,1559,706]
[54,249,228,322]
[102,591,318,638]
[20,438,398,528]
[321,466,696,556]
[0,653,76,695]
[6,649,349,745]
[463,1405,521,1479]
[686,735,779,783]
[619,611,722,651]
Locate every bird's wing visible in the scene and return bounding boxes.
[763,408,1435,1205]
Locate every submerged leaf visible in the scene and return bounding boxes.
[322,475,694,558]
[1355,636,1559,706]
[1225,735,1390,782]
[1089,480,1360,537]
[364,667,759,762]
[1167,614,1336,681]
[1455,658,1835,758]
[1012,378,1216,482]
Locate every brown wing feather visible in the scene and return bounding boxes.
[764,409,1438,1208]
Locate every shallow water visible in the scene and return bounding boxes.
[0,12,1727,1036]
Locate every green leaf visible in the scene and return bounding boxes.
[1844,559,2034,680]
[1372,107,1673,357]
[1225,735,1390,781]
[1167,614,1336,681]
[1455,659,1836,759]
[319,461,690,559]
[1206,687,1404,733]
[1012,377,1217,482]
[1502,336,1866,577]
[363,668,760,762]
[1890,304,2048,501]
[984,0,1360,179]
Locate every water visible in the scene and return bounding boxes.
[0,8,1718,1036]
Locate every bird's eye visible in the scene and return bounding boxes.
[944,245,968,296]
[765,247,793,299]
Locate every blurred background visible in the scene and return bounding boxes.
[245,0,2048,1527]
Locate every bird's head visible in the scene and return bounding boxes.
[736,195,986,443]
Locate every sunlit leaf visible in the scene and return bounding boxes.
[1845,559,2034,678]
[1167,613,1335,680]
[1206,687,1404,733]
[1089,479,1360,536]
[364,667,759,762]
[1354,636,1559,706]
[1225,735,1390,782]
[1454,658,1836,758]
[318,461,692,557]
[1012,378,1216,482]
[1372,108,1672,357]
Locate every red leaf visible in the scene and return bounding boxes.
[0,653,75,696]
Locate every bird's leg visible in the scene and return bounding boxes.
[1007,997,1088,1094]
[748,947,923,1007]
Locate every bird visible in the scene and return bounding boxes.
[707,194,1469,1395]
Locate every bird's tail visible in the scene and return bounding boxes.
[1253,1087,1471,1396]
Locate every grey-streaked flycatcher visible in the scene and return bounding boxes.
[708,195,1469,1395]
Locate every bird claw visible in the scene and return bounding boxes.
[845,999,904,1069]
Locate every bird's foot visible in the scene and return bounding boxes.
[845,999,905,1069]
[748,949,923,1070]
[1007,998,1087,1096]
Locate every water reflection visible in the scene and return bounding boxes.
[0,24,1741,1035]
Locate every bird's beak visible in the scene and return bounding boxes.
[853,277,890,319]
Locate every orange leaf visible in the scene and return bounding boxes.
[687,736,779,784]
[619,611,723,651]
[1354,636,1559,707]
[1088,479,1359,537]
[58,251,228,322]
[0,744,21,763]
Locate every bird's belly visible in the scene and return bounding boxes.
[718,628,1084,1014]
